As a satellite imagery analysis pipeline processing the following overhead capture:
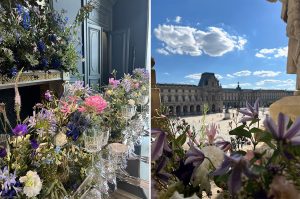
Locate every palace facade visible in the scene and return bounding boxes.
[158,73,293,116]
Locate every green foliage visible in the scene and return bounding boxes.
[0,0,94,76]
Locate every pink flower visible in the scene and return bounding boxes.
[81,95,107,114]
[206,123,218,144]
[134,82,140,89]
[109,78,120,88]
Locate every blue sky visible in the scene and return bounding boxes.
[152,0,295,90]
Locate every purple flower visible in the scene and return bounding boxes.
[173,160,195,186]
[30,139,39,149]
[151,129,171,161]
[121,79,132,92]
[212,154,256,195]
[109,78,120,88]
[264,112,300,145]
[12,124,28,136]
[44,90,53,101]
[155,158,172,182]
[0,147,7,158]
[239,98,259,123]
[184,144,205,167]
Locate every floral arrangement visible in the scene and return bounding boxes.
[105,68,149,141]
[0,0,94,77]
[151,99,300,198]
[0,74,110,198]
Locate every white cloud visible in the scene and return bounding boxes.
[226,74,235,79]
[256,79,294,87]
[215,74,223,79]
[185,73,202,80]
[255,47,287,59]
[253,70,281,77]
[233,70,252,77]
[163,72,170,75]
[157,48,170,55]
[166,18,170,23]
[174,16,182,23]
[154,24,247,57]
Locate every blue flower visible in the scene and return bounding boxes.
[40,58,48,68]
[55,146,61,154]
[66,123,80,141]
[11,67,18,77]
[51,57,61,68]
[37,40,46,53]
[49,34,57,43]
[16,4,23,15]
[22,11,30,30]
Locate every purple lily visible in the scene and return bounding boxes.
[184,144,205,167]
[264,112,300,145]
[12,124,28,136]
[239,98,259,123]
[212,154,256,195]
[151,129,171,161]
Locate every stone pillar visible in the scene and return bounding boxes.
[151,59,162,128]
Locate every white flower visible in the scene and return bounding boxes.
[191,146,224,194]
[128,99,135,106]
[19,171,42,198]
[54,132,67,146]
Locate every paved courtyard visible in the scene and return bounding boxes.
[182,108,269,143]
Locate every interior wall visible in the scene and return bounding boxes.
[112,0,148,71]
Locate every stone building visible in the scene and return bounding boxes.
[158,73,293,116]
[158,73,223,116]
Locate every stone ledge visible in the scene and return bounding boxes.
[269,95,300,122]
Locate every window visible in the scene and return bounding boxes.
[168,96,171,102]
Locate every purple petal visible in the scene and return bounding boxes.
[285,117,300,140]
[264,117,279,139]
[278,112,287,139]
[212,155,231,176]
[163,140,172,152]
[151,129,163,137]
[239,116,252,123]
[239,109,253,117]
[184,156,201,165]
[246,102,254,113]
[228,166,243,195]
[151,132,165,161]
[290,135,300,145]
